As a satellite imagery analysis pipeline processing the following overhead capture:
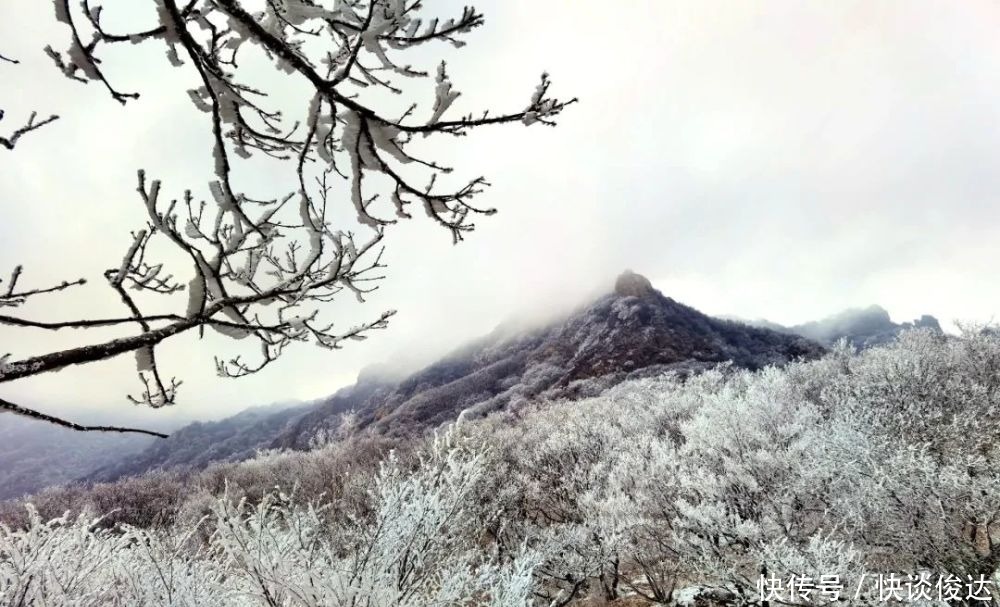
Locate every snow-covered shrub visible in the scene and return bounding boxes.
[0,425,545,606]
[468,329,1000,603]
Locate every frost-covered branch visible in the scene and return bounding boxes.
[0,265,85,307]
[0,0,573,433]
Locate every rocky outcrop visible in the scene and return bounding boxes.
[614,269,656,298]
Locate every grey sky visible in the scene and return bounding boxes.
[3,1,1000,423]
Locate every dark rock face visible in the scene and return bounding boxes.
[914,315,943,332]
[92,271,828,480]
[614,270,656,298]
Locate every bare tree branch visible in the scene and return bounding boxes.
[0,395,168,438]
[0,265,85,306]
[0,111,60,151]
[1,50,60,150]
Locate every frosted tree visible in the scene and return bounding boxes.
[818,329,1000,593]
[0,0,575,436]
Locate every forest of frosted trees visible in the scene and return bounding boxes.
[3,327,1000,606]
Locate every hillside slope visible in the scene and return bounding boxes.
[0,416,159,500]
[275,270,823,446]
[90,271,824,482]
[86,402,314,483]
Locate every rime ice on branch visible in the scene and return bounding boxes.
[0,0,575,435]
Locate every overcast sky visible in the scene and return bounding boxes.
[3,1,1000,424]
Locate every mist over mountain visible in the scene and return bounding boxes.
[6,274,942,497]
[1,272,946,500]
[5,272,947,498]
[731,304,942,348]
[84,402,311,484]
[274,270,823,447]
[0,414,177,501]
[88,271,823,483]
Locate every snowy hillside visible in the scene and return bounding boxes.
[3,327,998,605]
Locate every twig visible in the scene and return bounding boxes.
[0,396,168,438]
[0,112,60,151]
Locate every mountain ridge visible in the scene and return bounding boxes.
[89,271,823,482]
[729,304,942,348]
[9,272,942,494]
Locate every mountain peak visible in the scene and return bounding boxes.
[90,279,828,478]
[614,270,656,298]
